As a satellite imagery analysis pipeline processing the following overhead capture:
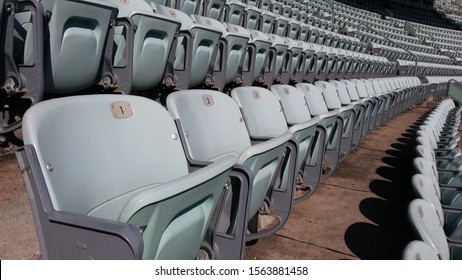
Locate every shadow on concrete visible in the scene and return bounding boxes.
[344,120,421,259]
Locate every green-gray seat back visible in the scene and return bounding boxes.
[231,86,288,138]
[167,89,292,228]
[213,22,250,91]
[314,81,343,110]
[41,0,118,94]
[244,6,261,30]
[408,199,450,260]
[270,84,312,125]
[111,0,181,90]
[402,240,439,260]
[223,0,245,25]
[411,174,444,224]
[21,94,235,259]
[295,83,329,116]
[204,0,225,20]
[329,80,352,106]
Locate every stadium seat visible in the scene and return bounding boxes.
[315,81,355,160]
[154,4,222,91]
[108,0,181,96]
[402,240,440,260]
[167,89,294,249]
[1,0,44,135]
[16,94,236,260]
[408,199,462,260]
[271,84,325,201]
[295,83,343,178]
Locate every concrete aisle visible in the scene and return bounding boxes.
[245,102,436,260]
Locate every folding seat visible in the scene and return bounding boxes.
[172,0,202,15]
[295,83,343,178]
[154,4,223,92]
[287,18,301,40]
[335,49,348,80]
[108,0,181,98]
[221,0,245,26]
[1,0,44,135]
[294,41,316,83]
[270,84,325,201]
[349,79,378,137]
[273,15,289,37]
[329,80,366,149]
[16,94,236,259]
[315,81,356,159]
[203,0,226,20]
[311,43,328,82]
[270,0,283,15]
[402,240,440,260]
[212,22,250,93]
[260,9,276,33]
[408,199,462,260]
[325,47,341,81]
[243,4,261,30]
[167,89,295,245]
[280,38,303,85]
[281,4,291,18]
[262,34,288,86]
[306,25,320,44]
[241,29,272,87]
[260,0,271,11]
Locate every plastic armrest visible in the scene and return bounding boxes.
[237,131,293,164]
[118,154,237,222]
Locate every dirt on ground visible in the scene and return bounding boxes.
[0,145,41,259]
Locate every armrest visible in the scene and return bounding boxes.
[237,131,293,164]
[118,154,237,222]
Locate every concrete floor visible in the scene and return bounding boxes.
[0,101,437,260]
[245,102,435,260]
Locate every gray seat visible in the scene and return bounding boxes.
[315,81,355,161]
[271,84,325,202]
[108,0,181,96]
[154,4,222,91]
[241,29,272,87]
[167,89,293,254]
[329,80,365,150]
[16,94,236,260]
[212,22,250,93]
[41,0,118,96]
[262,34,288,86]
[295,83,343,178]
[408,199,462,260]
[1,0,44,135]
[402,240,440,260]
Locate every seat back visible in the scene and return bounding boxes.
[402,240,440,260]
[156,5,222,89]
[295,83,329,116]
[41,0,118,94]
[231,86,288,138]
[213,22,250,92]
[329,80,352,106]
[314,81,342,110]
[21,94,234,259]
[411,174,444,223]
[111,0,181,91]
[408,199,449,260]
[241,29,271,86]
[270,84,312,125]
